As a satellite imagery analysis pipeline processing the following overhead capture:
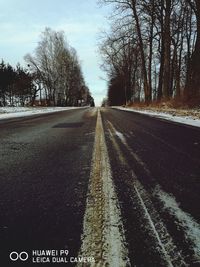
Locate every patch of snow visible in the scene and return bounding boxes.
[107,120,151,175]
[115,130,127,145]
[107,120,128,146]
[0,107,84,120]
[133,179,174,267]
[154,186,200,261]
[113,107,200,128]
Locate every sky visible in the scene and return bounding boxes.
[0,0,112,106]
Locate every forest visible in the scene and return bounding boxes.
[99,0,200,107]
[0,28,94,107]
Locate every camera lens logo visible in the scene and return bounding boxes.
[10,252,29,261]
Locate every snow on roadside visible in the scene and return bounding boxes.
[154,186,200,262]
[0,106,83,120]
[113,107,200,128]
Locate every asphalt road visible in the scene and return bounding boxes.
[0,108,97,266]
[0,107,200,267]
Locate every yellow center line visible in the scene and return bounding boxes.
[77,108,130,267]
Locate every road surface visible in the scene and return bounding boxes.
[0,107,199,266]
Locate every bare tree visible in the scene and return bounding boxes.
[100,0,198,106]
[185,0,200,100]
[24,28,91,106]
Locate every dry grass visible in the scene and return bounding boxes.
[127,98,200,120]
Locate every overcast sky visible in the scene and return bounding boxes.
[0,0,111,106]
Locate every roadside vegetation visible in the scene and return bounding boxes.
[99,0,200,109]
[0,28,94,107]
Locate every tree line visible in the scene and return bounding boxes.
[0,61,34,106]
[99,0,200,107]
[0,27,94,107]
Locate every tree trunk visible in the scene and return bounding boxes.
[157,0,165,100]
[148,0,155,102]
[186,1,200,99]
[131,0,151,102]
[163,0,171,99]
